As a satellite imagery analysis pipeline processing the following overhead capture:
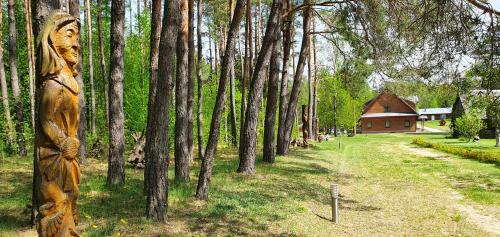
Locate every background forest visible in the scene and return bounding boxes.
[0,0,498,229]
[3,0,496,156]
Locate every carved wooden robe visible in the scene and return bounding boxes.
[35,11,81,237]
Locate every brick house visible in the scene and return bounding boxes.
[361,91,418,133]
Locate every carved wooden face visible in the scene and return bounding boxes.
[51,22,80,68]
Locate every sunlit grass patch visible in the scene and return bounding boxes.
[461,187,500,205]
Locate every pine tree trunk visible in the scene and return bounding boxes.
[144,0,162,195]
[254,0,261,56]
[228,0,238,147]
[85,0,96,134]
[23,0,36,132]
[307,30,314,141]
[277,0,292,155]
[145,0,177,222]
[97,0,109,126]
[279,4,311,155]
[240,0,252,139]
[0,1,14,149]
[214,39,218,74]
[238,0,281,174]
[187,0,195,162]
[8,0,27,156]
[229,65,238,146]
[196,0,246,200]
[208,33,213,77]
[107,0,126,185]
[175,0,191,183]
[69,0,87,163]
[196,0,204,159]
[129,0,133,36]
[263,23,281,163]
[312,20,318,139]
[138,0,145,93]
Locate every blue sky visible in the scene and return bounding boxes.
[491,0,500,11]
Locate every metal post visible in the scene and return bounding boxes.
[331,184,339,223]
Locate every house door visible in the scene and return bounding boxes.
[431,115,435,121]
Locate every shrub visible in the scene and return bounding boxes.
[411,138,499,164]
[455,110,484,142]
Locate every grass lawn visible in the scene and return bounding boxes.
[0,134,499,236]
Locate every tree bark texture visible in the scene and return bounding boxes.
[228,0,238,147]
[307,31,314,141]
[312,19,318,139]
[196,0,204,159]
[277,0,292,155]
[144,0,162,194]
[138,0,145,91]
[8,0,27,156]
[302,104,309,148]
[196,0,246,200]
[240,0,252,130]
[238,0,281,173]
[97,0,109,126]
[69,0,87,162]
[279,4,311,155]
[187,0,195,161]
[0,1,15,148]
[175,0,191,183]
[229,64,238,146]
[23,0,36,132]
[145,0,178,222]
[263,25,282,163]
[107,0,126,185]
[85,0,96,134]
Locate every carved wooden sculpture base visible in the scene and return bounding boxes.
[35,11,81,237]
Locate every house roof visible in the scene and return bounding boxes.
[363,91,418,114]
[361,113,419,118]
[418,108,452,115]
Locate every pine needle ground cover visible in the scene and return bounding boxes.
[1,134,498,236]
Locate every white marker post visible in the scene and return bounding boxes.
[331,183,339,223]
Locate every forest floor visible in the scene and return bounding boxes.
[1,133,499,236]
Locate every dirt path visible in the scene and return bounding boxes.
[416,124,447,133]
[406,144,500,236]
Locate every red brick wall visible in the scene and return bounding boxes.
[365,93,415,114]
[361,116,417,133]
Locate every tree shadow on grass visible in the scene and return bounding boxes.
[0,171,33,230]
[77,173,144,235]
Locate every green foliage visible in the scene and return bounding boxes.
[382,80,457,109]
[455,110,484,142]
[316,66,374,130]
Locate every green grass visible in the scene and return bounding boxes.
[423,119,451,132]
[0,134,498,236]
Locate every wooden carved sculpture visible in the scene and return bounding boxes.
[35,11,81,237]
[302,105,309,148]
